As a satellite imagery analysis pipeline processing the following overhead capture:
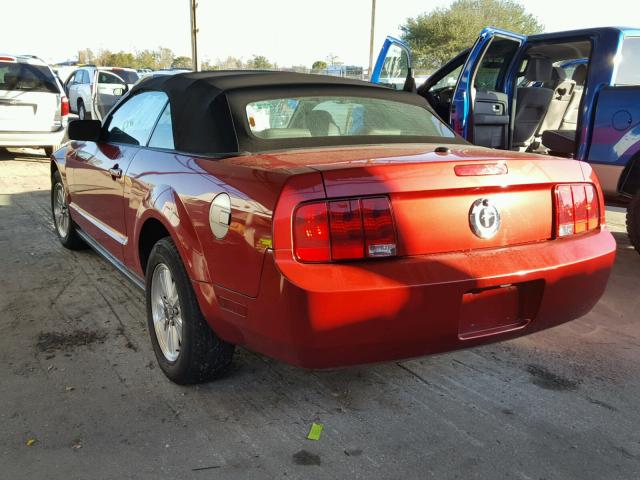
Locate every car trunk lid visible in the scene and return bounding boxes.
[306,144,586,256]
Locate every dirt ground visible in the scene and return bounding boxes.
[1,148,639,479]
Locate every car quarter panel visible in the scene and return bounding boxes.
[123,149,293,297]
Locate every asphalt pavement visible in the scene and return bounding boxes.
[1,148,639,479]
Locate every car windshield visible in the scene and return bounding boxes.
[246,96,455,140]
[109,70,139,84]
[0,62,58,93]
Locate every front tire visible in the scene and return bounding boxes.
[626,192,640,254]
[51,170,85,250]
[145,238,234,384]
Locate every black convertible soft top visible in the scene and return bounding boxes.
[130,70,461,155]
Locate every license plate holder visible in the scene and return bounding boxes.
[459,283,537,340]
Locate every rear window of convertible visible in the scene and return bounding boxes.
[245,96,455,140]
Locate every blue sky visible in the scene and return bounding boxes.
[1,0,635,66]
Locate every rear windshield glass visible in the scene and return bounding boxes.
[0,62,58,93]
[109,70,139,84]
[616,37,640,86]
[246,96,455,140]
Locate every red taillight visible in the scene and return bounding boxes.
[329,199,364,260]
[61,96,70,117]
[585,185,599,230]
[294,196,397,262]
[294,202,330,262]
[554,184,600,238]
[362,197,397,257]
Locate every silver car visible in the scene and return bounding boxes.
[64,66,139,120]
[0,54,69,156]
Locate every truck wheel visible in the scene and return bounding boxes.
[145,237,235,384]
[51,170,86,250]
[626,193,640,254]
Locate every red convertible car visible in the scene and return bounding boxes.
[51,71,616,384]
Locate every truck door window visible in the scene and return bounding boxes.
[474,38,520,91]
[378,44,410,90]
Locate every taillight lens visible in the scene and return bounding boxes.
[554,184,600,238]
[362,197,397,257]
[294,203,330,262]
[293,196,397,262]
[329,199,364,260]
[61,96,70,117]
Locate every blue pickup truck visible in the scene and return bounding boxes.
[372,26,640,253]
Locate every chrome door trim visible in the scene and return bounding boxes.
[69,202,128,246]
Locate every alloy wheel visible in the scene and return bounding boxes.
[53,183,70,238]
[150,263,183,362]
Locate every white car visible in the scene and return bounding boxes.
[0,54,69,156]
[64,66,139,120]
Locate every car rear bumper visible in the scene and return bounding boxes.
[0,128,66,147]
[194,228,616,369]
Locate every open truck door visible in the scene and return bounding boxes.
[92,70,128,121]
[371,36,415,91]
[373,28,526,149]
[450,27,525,148]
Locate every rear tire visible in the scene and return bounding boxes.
[78,100,86,120]
[626,192,640,254]
[51,170,85,250]
[145,237,235,384]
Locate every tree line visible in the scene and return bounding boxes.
[77,48,285,71]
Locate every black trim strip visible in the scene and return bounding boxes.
[76,228,145,291]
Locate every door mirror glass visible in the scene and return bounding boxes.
[68,119,102,142]
[113,87,124,96]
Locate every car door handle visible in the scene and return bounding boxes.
[109,167,122,179]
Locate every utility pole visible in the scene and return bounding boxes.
[190,0,199,71]
[367,0,376,80]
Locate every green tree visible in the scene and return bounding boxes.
[311,60,327,71]
[216,56,244,69]
[200,60,217,71]
[172,56,192,69]
[157,47,175,69]
[400,0,543,70]
[104,51,136,68]
[246,55,273,70]
[136,49,159,70]
[77,48,95,64]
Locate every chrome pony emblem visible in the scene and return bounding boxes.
[469,198,500,239]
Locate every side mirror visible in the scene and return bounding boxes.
[113,87,125,96]
[68,120,102,142]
